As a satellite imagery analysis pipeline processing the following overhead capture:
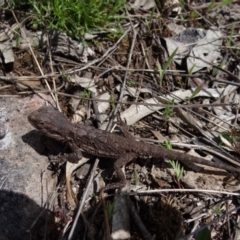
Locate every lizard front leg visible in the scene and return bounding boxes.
[50,142,85,208]
[65,141,85,208]
[102,153,136,192]
[49,139,83,165]
[49,150,83,166]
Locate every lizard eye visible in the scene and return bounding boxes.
[35,121,46,129]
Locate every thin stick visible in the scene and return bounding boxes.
[67,159,99,240]
[10,10,56,103]
[135,189,240,196]
[66,25,138,75]
[106,20,137,131]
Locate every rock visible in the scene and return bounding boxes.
[0,95,56,239]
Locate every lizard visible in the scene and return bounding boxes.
[28,106,240,191]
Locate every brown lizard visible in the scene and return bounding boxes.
[28,106,240,191]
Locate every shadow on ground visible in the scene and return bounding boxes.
[0,190,55,240]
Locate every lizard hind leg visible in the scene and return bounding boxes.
[101,153,136,193]
[118,119,135,140]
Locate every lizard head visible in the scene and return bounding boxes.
[28,106,69,141]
